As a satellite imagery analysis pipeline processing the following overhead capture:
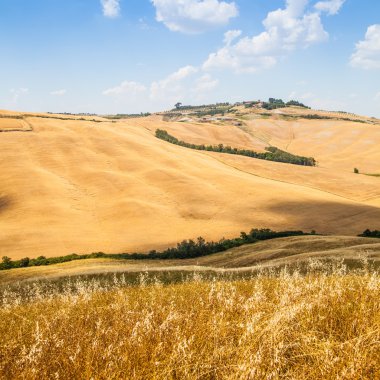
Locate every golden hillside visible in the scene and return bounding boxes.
[1,107,380,259]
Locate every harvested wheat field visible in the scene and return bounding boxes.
[1,263,379,379]
[1,107,380,259]
[0,116,32,132]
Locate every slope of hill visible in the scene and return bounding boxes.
[0,107,380,259]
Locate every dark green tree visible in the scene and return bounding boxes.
[19,257,30,268]
[1,256,12,269]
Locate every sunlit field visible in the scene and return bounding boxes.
[1,262,379,379]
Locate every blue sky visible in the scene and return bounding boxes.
[1,0,379,116]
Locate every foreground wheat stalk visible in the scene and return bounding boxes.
[0,265,379,379]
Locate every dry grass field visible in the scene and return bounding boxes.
[1,263,379,379]
[0,117,32,132]
[0,107,380,259]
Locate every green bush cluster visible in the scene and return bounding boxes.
[261,98,309,110]
[155,129,316,166]
[285,100,309,108]
[262,98,286,110]
[359,229,380,238]
[0,229,308,271]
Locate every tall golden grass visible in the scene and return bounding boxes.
[0,263,379,379]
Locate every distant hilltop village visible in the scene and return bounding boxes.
[40,97,379,124]
[171,98,310,112]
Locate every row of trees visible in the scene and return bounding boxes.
[262,98,309,110]
[301,114,367,124]
[0,229,308,271]
[174,102,230,110]
[0,253,100,270]
[3,228,379,271]
[156,129,316,166]
[124,229,307,260]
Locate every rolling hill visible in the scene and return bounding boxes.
[1,106,380,259]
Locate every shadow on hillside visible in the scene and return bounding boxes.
[266,200,380,234]
[0,196,12,214]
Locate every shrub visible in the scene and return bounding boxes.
[19,257,30,268]
[0,256,13,270]
[359,229,380,238]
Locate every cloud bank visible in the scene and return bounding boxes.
[101,0,121,18]
[351,25,380,70]
[151,0,238,33]
[202,0,344,73]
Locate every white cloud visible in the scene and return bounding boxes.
[101,0,120,18]
[149,66,220,108]
[299,92,314,100]
[287,90,315,102]
[150,65,198,101]
[50,89,66,96]
[314,0,345,15]
[375,92,380,102]
[288,90,347,110]
[350,25,380,70]
[203,0,330,73]
[223,30,242,46]
[309,97,346,111]
[194,74,219,92]
[102,65,219,110]
[103,81,147,96]
[10,88,29,103]
[151,0,238,34]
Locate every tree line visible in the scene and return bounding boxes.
[2,228,379,271]
[155,129,316,166]
[173,102,231,110]
[0,229,309,271]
